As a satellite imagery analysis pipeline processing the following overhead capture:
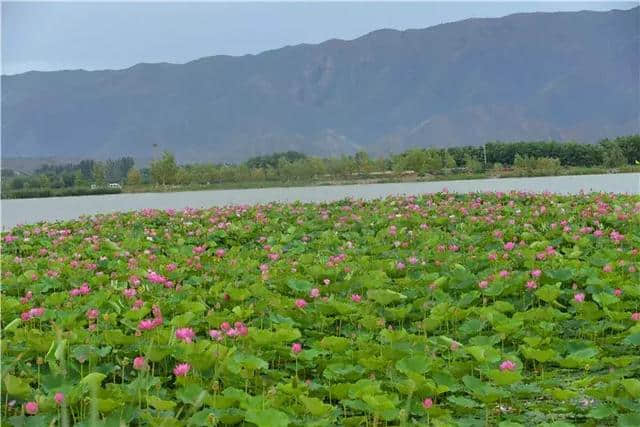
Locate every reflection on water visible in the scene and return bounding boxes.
[2,173,638,229]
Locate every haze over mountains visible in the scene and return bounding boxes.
[2,7,638,163]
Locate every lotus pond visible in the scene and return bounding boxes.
[1,192,639,427]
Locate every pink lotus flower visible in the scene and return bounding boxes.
[499,270,509,278]
[351,294,362,303]
[396,261,405,270]
[29,307,45,318]
[526,280,537,290]
[291,342,302,354]
[175,328,196,343]
[574,293,585,303]
[215,248,226,257]
[123,288,137,299]
[602,264,613,273]
[499,360,516,372]
[323,278,331,286]
[86,308,99,320]
[24,401,38,415]
[146,271,167,284]
[614,288,622,297]
[531,269,542,278]
[173,363,190,377]
[422,398,433,409]
[503,241,515,251]
[408,256,418,265]
[133,356,147,370]
[20,291,33,305]
[70,283,91,297]
[610,230,625,242]
[478,280,489,289]
[138,319,156,331]
[295,299,308,309]
[234,322,249,336]
[631,312,640,321]
[54,392,64,405]
[192,246,205,255]
[209,329,223,341]
[132,299,144,310]
[309,288,320,298]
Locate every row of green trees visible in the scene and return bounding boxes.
[143,135,638,186]
[4,157,135,191]
[2,135,638,191]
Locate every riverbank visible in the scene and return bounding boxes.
[6,164,631,199]
[109,165,640,195]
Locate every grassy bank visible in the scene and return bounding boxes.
[1,186,122,199]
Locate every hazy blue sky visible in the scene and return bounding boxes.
[2,1,635,75]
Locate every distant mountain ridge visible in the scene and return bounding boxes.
[2,7,638,162]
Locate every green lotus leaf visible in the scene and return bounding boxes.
[318,336,350,353]
[3,374,32,399]
[147,395,177,411]
[244,408,290,427]
[286,279,313,293]
[395,355,430,375]
[367,289,406,305]
[177,383,208,407]
[535,285,561,303]
[299,395,334,417]
[587,404,617,419]
[487,369,522,386]
[80,372,107,388]
[621,379,640,398]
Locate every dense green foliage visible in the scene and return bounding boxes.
[2,136,638,195]
[2,158,134,193]
[146,135,639,187]
[1,192,639,426]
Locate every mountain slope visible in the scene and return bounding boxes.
[2,7,638,162]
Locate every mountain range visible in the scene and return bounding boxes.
[2,6,638,163]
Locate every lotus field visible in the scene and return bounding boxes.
[2,192,640,427]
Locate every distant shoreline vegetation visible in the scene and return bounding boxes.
[2,135,639,199]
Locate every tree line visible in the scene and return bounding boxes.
[146,135,639,185]
[3,158,135,191]
[2,135,638,192]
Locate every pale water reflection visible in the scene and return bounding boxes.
[2,173,639,229]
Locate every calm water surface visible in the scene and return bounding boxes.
[3,173,639,229]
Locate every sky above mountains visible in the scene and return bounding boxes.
[3,1,635,75]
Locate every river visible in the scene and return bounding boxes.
[2,173,639,229]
